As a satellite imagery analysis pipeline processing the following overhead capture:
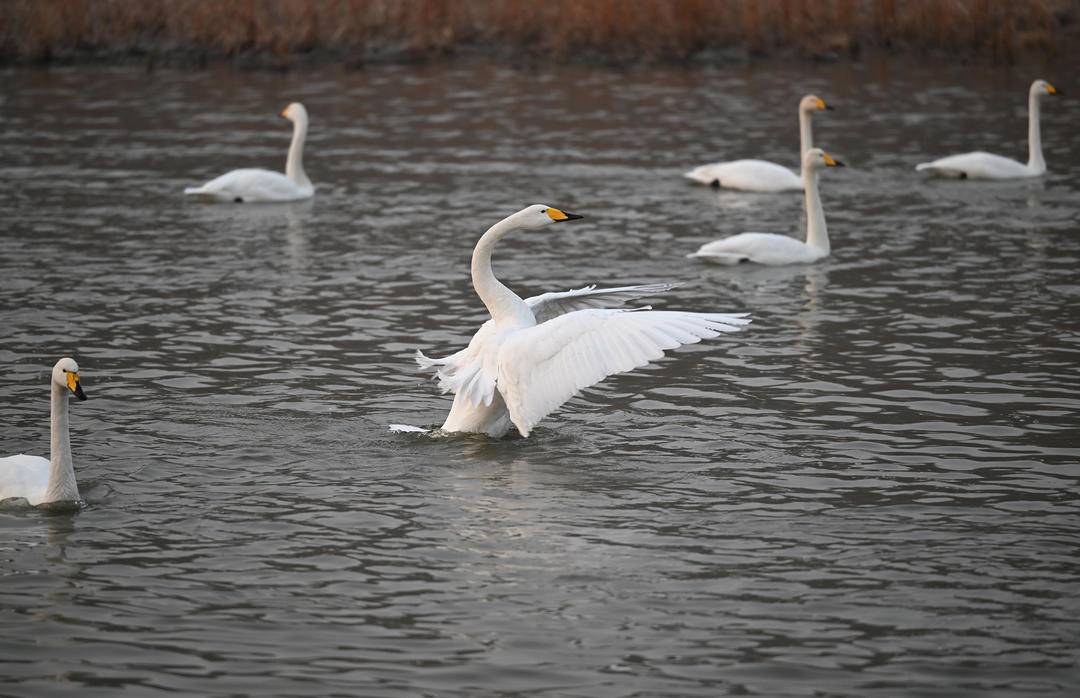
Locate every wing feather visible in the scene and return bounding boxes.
[497,308,750,436]
[526,283,678,324]
[417,284,682,408]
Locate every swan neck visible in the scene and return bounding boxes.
[471,218,530,324]
[798,108,813,163]
[1027,91,1045,173]
[803,168,829,254]
[285,116,311,189]
[47,382,79,503]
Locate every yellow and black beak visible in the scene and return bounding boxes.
[546,207,584,222]
[1047,83,1060,96]
[66,371,87,401]
[817,98,834,111]
[280,106,289,117]
[823,153,845,168]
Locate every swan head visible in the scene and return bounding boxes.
[803,147,845,170]
[1031,79,1059,98]
[280,102,308,123]
[52,357,87,401]
[800,94,833,112]
[513,204,584,230]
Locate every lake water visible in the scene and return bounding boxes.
[1,60,1078,697]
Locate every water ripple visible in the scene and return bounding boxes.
[2,62,1079,697]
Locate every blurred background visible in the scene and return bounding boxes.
[3,0,1078,68]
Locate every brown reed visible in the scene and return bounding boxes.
[0,0,1073,66]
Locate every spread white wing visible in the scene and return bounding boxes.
[525,283,678,323]
[417,283,680,406]
[497,308,750,436]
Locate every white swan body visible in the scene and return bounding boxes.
[185,102,313,202]
[685,95,831,192]
[685,159,802,192]
[0,358,87,506]
[411,205,751,438]
[690,148,844,266]
[916,80,1058,179]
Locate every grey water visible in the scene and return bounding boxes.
[1,60,1078,697]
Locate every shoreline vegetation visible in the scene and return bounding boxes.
[2,0,1078,69]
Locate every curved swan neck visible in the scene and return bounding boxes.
[46,381,79,503]
[802,167,829,254]
[471,217,531,324]
[285,115,311,189]
[798,108,814,164]
[1027,90,1045,174]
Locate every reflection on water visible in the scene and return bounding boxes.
[1,61,1079,696]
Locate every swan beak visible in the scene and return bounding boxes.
[817,98,833,111]
[67,372,87,401]
[823,153,845,168]
[280,107,289,118]
[547,207,584,222]
[1047,84,1059,95]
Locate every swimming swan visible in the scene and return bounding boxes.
[408,205,751,438]
[915,80,1059,179]
[184,102,314,202]
[685,94,832,192]
[690,148,844,265]
[0,358,88,506]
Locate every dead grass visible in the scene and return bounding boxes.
[0,0,1074,65]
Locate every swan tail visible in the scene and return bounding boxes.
[183,186,206,195]
[914,163,932,172]
[684,167,714,184]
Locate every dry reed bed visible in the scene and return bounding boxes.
[1,0,1076,65]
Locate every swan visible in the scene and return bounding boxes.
[184,102,314,202]
[403,205,751,438]
[685,94,832,192]
[689,148,844,265]
[0,358,88,506]
[915,80,1059,179]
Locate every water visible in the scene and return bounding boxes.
[1,60,1079,696]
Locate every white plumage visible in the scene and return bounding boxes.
[690,148,844,266]
[410,205,750,438]
[685,94,832,192]
[184,102,314,202]
[496,308,748,437]
[916,79,1059,180]
[0,358,88,506]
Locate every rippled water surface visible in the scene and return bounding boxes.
[2,61,1079,696]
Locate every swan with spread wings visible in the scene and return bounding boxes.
[400,205,750,438]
